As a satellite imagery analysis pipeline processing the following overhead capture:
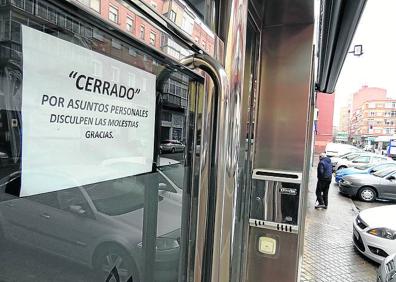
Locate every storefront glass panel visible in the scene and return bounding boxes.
[0,0,203,281]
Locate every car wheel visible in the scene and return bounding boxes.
[93,244,139,282]
[358,186,376,202]
[337,166,347,171]
[171,147,175,153]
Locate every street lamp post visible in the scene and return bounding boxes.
[347,44,364,144]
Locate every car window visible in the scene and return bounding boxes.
[85,176,154,216]
[352,156,370,163]
[57,188,89,211]
[373,157,385,162]
[345,153,360,160]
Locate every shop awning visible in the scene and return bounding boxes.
[316,0,367,94]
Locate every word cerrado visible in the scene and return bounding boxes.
[69,71,141,101]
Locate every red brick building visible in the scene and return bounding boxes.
[352,86,387,112]
[314,92,335,153]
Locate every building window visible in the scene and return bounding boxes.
[111,39,121,49]
[126,16,134,32]
[140,25,145,40]
[169,10,176,22]
[108,5,118,23]
[90,0,100,12]
[149,32,156,46]
[128,47,137,56]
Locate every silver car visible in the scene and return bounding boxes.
[0,170,182,281]
[339,167,396,202]
[160,140,185,154]
[334,153,390,171]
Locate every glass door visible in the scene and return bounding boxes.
[0,1,206,281]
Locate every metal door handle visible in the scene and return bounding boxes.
[40,213,51,219]
[181,54,232,282]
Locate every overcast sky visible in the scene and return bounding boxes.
[333,0,396,125]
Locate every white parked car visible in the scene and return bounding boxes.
[325,143,361,157]
[331,152,364,171]
[353,205,396,263]
[377,253,396,282]
[334,153,390,171]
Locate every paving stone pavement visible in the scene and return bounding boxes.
[300,158,378,282]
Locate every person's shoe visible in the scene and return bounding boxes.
[315,204,325,209]
[323,205,328,209]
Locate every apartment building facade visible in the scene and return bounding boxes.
[350,99,396,143]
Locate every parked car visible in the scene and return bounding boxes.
[0,169,183,281]
[353,205,396,264]
[335,162,396,184]
[160,140,185,154]
[325,143,361,157]
[378,253,396,282]
[334,153,390,171]
[331,152,365,171]
[339,167,396,202]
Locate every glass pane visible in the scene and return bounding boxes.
[0,1,202,281]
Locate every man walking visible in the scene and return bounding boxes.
[315,153,332,209]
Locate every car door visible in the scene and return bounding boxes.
[380,172,396,200]
[33,187,100,265]
[176,141,184,152]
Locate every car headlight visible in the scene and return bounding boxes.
[342,180,352,185]
[367,228,396,240]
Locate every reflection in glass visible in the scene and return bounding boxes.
[0,0,200,281]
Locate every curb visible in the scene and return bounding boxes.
[350,197,360,214]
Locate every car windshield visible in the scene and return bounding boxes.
[85,177,150,216]
[161,140,171,144]
[372,167,396,178]
[371,163,395,173]
[158,163,184,189]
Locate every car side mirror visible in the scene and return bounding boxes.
[69,205,86,215]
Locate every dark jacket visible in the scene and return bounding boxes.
[317,157,332,181]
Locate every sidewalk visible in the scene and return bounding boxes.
[300,158,378,282]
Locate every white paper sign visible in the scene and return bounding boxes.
[21,26,156,196]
